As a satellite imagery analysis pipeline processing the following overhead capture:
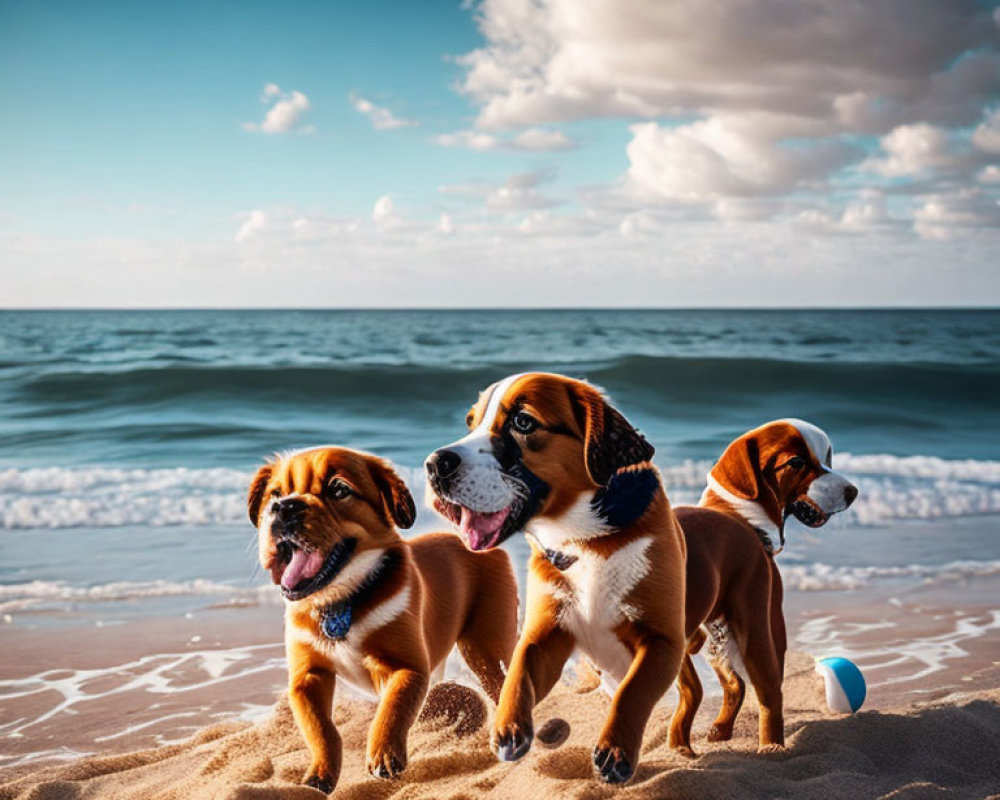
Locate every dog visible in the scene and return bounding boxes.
[667,419,858,756]
[425,372,687,784]
[248,446,518,794]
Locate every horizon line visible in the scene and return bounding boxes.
[2,305,999,313]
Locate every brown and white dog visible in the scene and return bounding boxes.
[667,419,858,756]
[425,372,687,784]
[248,446,518,794]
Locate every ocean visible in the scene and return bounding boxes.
[1,308,999,615]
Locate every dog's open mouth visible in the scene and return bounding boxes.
[272,537,358,601]
[433,497,513,551]
[788,499,830,528]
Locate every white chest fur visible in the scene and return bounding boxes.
[548,536,653,684]
[286,584,412,702]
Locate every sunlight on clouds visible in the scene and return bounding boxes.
[458,0,999,131]
[243,85,314,134]
[453,0,1000,244]
[863,124,956,178]
[625,118,852,202]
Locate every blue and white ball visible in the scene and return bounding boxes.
[815,657,866,714]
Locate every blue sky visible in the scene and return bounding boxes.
[2,0,999,306]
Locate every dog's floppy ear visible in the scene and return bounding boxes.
[570,381,655,486]
[367,458,417,530]
[247,463,273,525]
[710,436,760,500]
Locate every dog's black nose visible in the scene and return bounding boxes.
[426,449,462,480]
[844,484,858,506]
[274,497,307,522]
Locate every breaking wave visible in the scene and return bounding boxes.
[1,454,999,530]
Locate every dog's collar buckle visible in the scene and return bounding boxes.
[546,549,578,571]
[526,533,578,571]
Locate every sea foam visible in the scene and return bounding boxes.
[1,453,999,530]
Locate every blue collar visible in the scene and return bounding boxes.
[317,547,402,641]
[321,604,353,639]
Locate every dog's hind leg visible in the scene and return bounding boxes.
[706,657,746,742]
[668,651,703,757]
[731,604,785,752]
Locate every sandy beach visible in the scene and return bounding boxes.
[3,585,1000,799]
[2,647,999,800]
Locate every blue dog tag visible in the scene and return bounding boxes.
[321,605,353,640]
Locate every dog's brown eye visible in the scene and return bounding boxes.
[511,410,538,434]
[326,480,353,500]
[786,456,806,470]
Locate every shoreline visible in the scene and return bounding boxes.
[3,582,999,777]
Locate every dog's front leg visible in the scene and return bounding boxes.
[287,649,341,794]
[366,665,428,779]
[492,598,575,762]
[593,634,685,784]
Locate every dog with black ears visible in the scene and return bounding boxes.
[426,372,687,784]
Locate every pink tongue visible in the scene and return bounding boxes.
[281,548,325,590]
[459,506,511,550]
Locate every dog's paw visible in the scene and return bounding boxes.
[367,750,406,780]
[592,744,634,784]
[757,743,788,755]
[672,744,698,759]
[707,724,734,742]
[492,721,533,762]
[303,768,335,794]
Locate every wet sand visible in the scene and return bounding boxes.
[3,590,1000,798]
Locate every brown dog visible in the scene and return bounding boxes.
[425,372,687,784]
[667,419,858,756]
[248,446,518,794]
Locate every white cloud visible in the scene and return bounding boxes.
[792,190,892,234]
[510,128,576,150]
[434,127,576,151]
[451,0,1000,230]
[437,172,560,212]
[972,107,1000,154]
[372,195,395,222]
[9,197,1000,308]
[625,117,850,203]
[244,85,314,134]
[863,124,955,177]
[457,0,999,131]
[434,130,501,151]
[436,213,456,235]
[487,171,559,211]
[349,92,417,131]
[913,188,1000,240]
[234,210,267,243]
